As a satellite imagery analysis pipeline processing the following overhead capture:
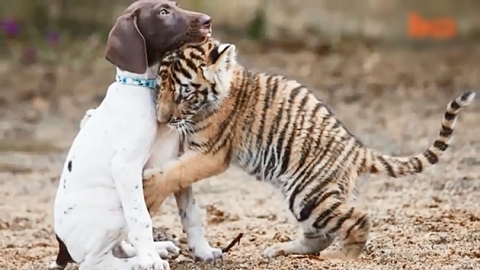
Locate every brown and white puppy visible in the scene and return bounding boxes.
[50,1,218,270]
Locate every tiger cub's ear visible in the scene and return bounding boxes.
[202,43,237,96]
[209,43,237,74]
[202,43,237,85]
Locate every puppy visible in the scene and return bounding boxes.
[50,1,219,270]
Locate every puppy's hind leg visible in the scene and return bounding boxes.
[175,187,222,262]
[80,251,169,270]
[113,240,180,259]
[80,227,169,270]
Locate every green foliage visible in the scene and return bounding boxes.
[247,9,266,40]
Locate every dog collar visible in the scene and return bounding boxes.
[115,75,158,89]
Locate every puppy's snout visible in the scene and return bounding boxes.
[198,14,212,28]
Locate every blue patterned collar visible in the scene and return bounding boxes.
[115,75,158,89]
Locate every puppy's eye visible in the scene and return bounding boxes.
[159,9,169,16]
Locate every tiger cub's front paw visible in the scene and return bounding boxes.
[142,167,166,213]
[143,167,163,180]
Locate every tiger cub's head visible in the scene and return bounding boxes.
[156,37,237,127]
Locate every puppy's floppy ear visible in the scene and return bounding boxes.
[209,43,237,73]
[105,8,147,74]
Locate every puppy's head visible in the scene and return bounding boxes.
[105,0,212,74]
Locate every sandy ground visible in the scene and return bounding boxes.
[0,40,479,270]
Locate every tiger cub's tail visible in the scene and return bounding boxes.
[365,91,478,177]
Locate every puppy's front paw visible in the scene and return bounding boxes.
[191,244,223,262]
[154,241,180,259]
[136,250,170,270]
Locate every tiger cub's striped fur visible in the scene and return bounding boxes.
[142,38,478,260]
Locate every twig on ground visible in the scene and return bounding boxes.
[176,233,244,261]
[221,233,244,253]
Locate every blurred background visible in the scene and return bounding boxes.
[0,0,479,151]
[1,1,480,269]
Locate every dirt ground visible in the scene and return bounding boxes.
[0,40,479,270]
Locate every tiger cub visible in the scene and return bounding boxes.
[142,37,478,260]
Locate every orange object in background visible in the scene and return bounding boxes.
[408,11,457,39]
